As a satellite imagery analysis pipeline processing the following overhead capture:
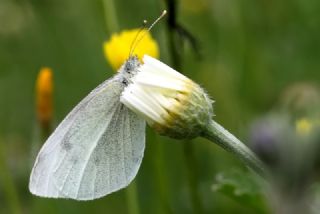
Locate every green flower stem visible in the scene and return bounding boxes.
[0,141,21,214]
[153,134,173,214]
[183,141,203,214]
[102,0,119,32]
[126,181,140,214]
[201,119,267,177]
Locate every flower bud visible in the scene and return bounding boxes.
[120,55,213,139]
[36,67,53,129]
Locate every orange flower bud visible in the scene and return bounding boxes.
[36,67,53,129]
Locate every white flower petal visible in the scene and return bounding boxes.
[121,55,199,127]
[121,88,165,124]
[134,74,187,92]
[143,55,189,81]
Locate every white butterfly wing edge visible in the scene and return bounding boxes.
[29,76,146,200]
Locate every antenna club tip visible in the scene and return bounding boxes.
[162,10,167,15]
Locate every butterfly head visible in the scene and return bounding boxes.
[118,56,141,87]
[119,11,167,86]
[124,56,140,73]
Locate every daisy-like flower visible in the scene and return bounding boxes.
[121,55,266,176]
[104,29,159,70]
[121,55,213,139]
[36,67,53,128]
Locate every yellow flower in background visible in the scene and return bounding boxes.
[36,67,53,128]
[103,29,159,71]
[296,118,313,136]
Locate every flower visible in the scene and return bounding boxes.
[36,67,53,128]
[120,55,213,139]
[104,29,159,70]
[296,118,313,136]
[249,115,292,167]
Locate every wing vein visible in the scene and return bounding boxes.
[121,107,127,182]
[75,103,121,198]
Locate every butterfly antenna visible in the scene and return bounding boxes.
[128,20,148,58]
[129,10,167,57]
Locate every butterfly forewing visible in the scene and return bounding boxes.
[29,74,146,200]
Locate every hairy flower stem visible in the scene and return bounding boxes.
[202,120,267,177]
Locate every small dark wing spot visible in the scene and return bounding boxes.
[71,156,79,164]
[93,155,100,165]
[61,140,72,151]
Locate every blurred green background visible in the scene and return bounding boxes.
[1,0,320,213]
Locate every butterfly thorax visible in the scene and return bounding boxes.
[119,56,141,86]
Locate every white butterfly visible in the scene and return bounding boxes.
[29,57,146,200]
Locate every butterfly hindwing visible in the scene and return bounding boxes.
[29,75,146,200]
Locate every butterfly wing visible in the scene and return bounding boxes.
[29,76,146,200]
